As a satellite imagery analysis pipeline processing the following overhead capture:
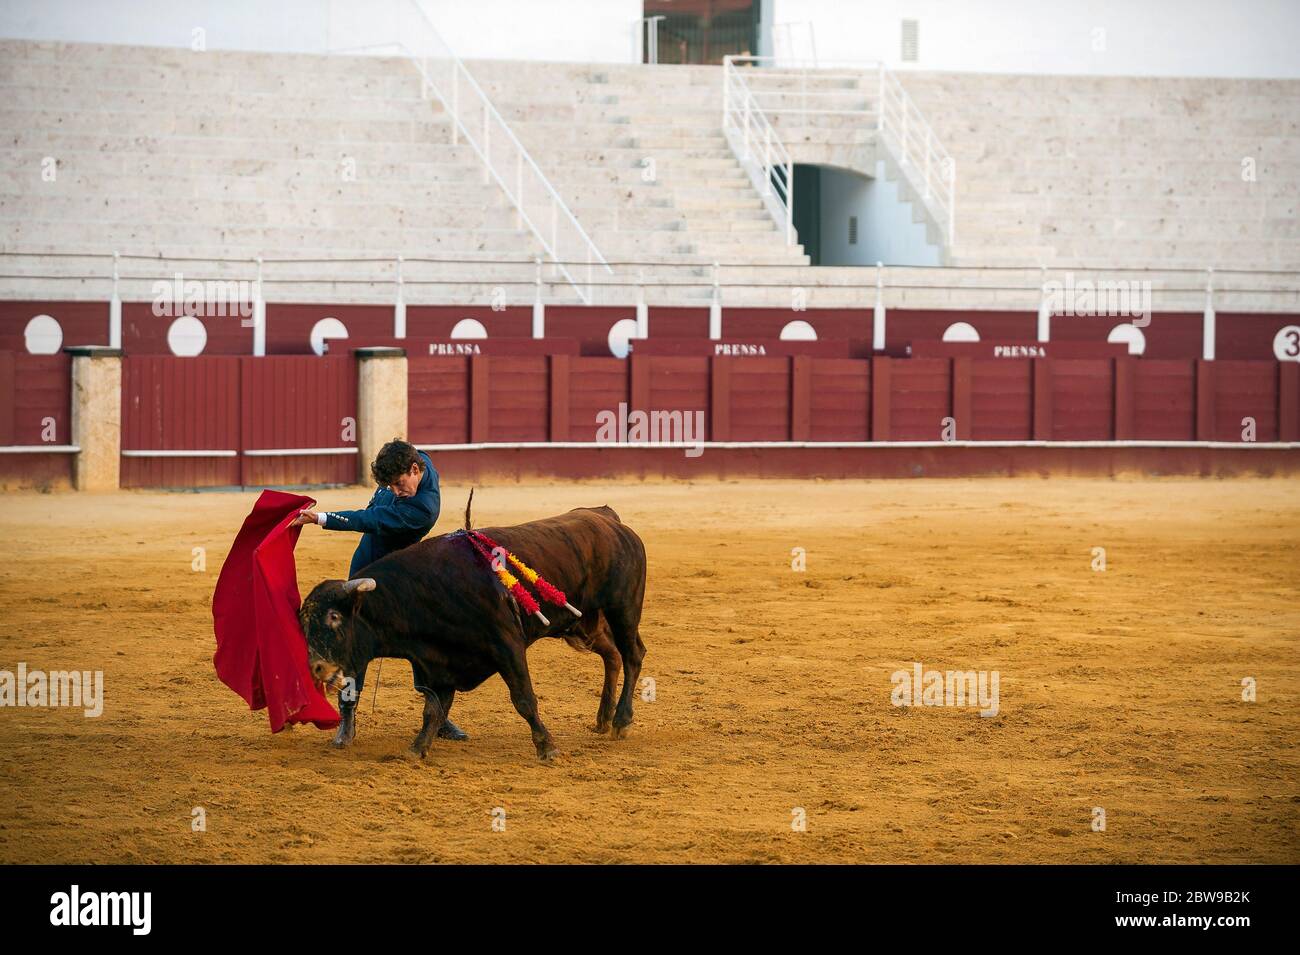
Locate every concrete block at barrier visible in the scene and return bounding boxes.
[355,347,408,486]
[65,345,121,491]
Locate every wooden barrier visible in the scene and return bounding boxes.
[0,350,75,486]
[406,353,1300,450]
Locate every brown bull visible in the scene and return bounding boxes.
[299,497,647,760]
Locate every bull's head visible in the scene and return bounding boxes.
[298,577,376,691]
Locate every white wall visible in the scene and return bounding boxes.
[4,0,1296,75]
[773,0,1300,78]
[0,0,641,61]
[818,164,939,267]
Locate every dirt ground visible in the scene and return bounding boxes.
[0,477,1296,864]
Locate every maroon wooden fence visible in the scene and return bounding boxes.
[120,355,356,488]
[0,350,74,484]
[406,354,1300,446]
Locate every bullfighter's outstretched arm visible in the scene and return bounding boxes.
[318,489,439,536]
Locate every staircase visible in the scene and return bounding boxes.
[467,60,812,277]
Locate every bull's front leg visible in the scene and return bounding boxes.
[332,659,369,749]
[496,640,558,761]
[409,690,446,759]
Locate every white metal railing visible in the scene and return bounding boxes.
[722,58,795,246]
[723,56,956,250]
[5,251,1296,315]
[328,0,611,304]
[877,65,956,247]
[632,15,666,64]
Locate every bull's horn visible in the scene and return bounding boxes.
[343,577,376,594]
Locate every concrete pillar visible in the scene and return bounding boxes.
[354,347,408,485]
[65,346,122,491]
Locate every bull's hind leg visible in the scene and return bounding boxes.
[496,638,558,761]
[588,624,622,734]
[607,608,647,740]
[409,690,446,759]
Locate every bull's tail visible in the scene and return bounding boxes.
[464,488,475,530]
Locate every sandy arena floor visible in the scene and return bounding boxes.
[0,477,1296,864]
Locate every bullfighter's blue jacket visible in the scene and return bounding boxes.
[321,450,440,576]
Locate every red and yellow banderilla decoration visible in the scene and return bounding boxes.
[464,530,582,626]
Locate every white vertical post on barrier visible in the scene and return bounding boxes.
[1203,267,1216,360]
[1037,265,1051,343]
[532,256,545,339]
[636,269,648,338]
[253,256,266,357]
[873,262,886,351]
[394,254,406,339]
[109,250,122,350]
[709,261,722,340]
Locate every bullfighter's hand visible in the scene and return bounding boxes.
[291,509,319,527]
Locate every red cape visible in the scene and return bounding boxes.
[212,489,340,733]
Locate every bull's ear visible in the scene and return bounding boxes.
[343,577,376,594]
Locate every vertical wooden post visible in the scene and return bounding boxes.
[951,356,972,440]
[791,356,812,441]
[1195,359,1216,441]
[0,351,14,446]
[549,354,570,442]
[1279,362,1299,443]
[709,356,731,442]
[470,354,490,443]
[871,356,892,441]
[630,353,651,413]
[1114,357,1136,441]
[1032,358,1053,440]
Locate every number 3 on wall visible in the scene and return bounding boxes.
[1275,325,1300,361]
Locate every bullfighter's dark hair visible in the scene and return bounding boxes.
[370,438,423,486]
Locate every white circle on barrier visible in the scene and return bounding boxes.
[941,321,980,342]
[167,316,207,357]
[449,318,488,339]
[608,318,639,359]
[779,320,817,341]
[1273,325,1300,362]
[310,317,349,356]
[1107,323,1147,356]
[24,314,63,354]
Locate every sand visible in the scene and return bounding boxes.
[0,477,1296,864]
